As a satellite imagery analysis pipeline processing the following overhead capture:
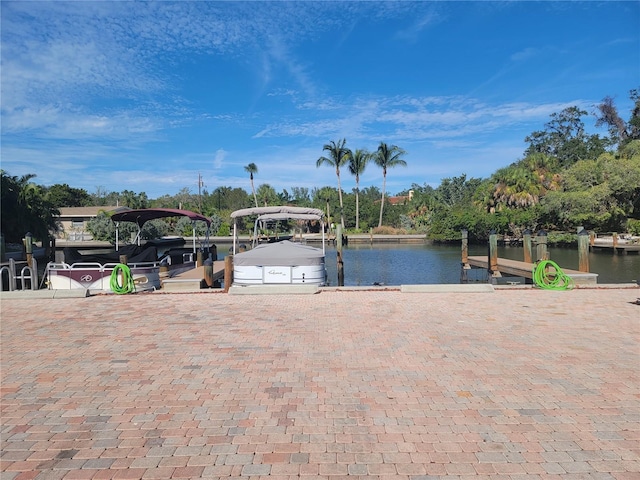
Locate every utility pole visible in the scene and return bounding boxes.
[198,173,204,213]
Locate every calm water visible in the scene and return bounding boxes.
[323,243,640,286]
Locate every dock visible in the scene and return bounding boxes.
[590,243,640,254]
[467,255,599,285]
[160,260,226,292]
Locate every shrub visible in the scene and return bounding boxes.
[627,219,640,236]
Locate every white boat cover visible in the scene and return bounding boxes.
[230,206,324,219]
[233,240,324,266]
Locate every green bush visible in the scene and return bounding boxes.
[627,219,640,236]
[217,223,231,236]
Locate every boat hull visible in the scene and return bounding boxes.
[232,240,326,286]
[46,263,161,292]
[233,263,326,285]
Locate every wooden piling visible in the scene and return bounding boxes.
[460,229,470,283]
[224,255,233,292]
[488,231,500,277]
[461,229,469,264]
[24,232,33,266]
[523,229,532,263]
[536,230,548,261]
[613,232,618,251]
[578,229,590,272]
[336,225,344,286]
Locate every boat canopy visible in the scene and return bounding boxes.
[230,206,324,220]
[230,206,325,254]
[110,208,211,251]
[112,208,211,226]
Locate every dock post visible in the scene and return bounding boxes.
[24,232,33,266]
[523,229,532,263]
[336,225,344,286]
[488,230,500,278]
[589,231,595,247]
[224,255,233,292]
[536,230,548,261]
[578,229,590,272]
[613,232,618,253]
[460,229,470,282]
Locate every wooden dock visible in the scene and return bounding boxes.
[590,244,640,254]
[161,261,226,292]
[467,256,598,285]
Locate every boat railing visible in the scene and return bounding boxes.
[1,257,38,291]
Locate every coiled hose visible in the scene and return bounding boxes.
[532,260,574,290]
[110,264,136,294]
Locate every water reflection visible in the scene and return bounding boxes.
[324,243,639,286]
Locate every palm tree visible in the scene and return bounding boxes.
[244,163,259,207]
[317,139,350,229]
[373,142,407,227]
[348,149,371,230]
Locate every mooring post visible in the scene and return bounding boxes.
[488,230,500,277]
[24,232,33,266]
[578,229,590,272]
[523,229,532,263]
[336,224,344,286]
[460,229,470,283]
[536,230,548,261]
[612,232,618,252]
[224,255,233,292]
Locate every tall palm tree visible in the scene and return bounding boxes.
[348,148,371,230]
[244,163,259,207]
[316,139,350,229]
[374,142,407,227]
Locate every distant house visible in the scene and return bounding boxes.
[55,206,129,240]
[386,190,414,206]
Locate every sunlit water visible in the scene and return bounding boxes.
[322,243,640,286]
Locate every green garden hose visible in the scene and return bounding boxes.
[532,260,574,290]
[110,264,136,294]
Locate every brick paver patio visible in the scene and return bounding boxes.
[1,288,639,479]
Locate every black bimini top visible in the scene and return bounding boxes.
[111,208,211,226]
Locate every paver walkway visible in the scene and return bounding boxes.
[1,288,639,479]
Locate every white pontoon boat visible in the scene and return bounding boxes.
[230,206,326,286]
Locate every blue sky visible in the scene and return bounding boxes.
[1,1,639,200]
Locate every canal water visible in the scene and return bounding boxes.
[323,243,640,286]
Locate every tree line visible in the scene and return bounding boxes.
[2,89,639,244]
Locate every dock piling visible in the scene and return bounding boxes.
[523,229,532,263]
[488,231,500,278]
[224,255,233,292]
[460,229,470,282]
[578,229,590,272]
[536,230,548,261]
[336,225,344,286]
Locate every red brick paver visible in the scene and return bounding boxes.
[2,288,639,479]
